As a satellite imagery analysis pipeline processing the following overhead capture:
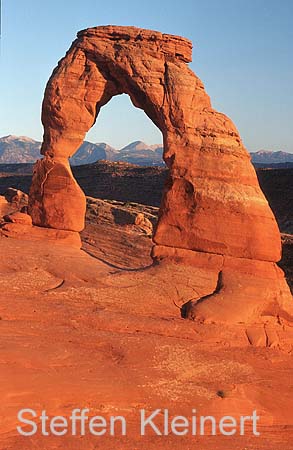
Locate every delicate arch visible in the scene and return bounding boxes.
[28,25,292,323]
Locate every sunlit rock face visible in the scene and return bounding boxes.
[28,25,292,322]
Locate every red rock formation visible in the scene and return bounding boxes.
[29,158,86,232]
[1,220,81,248]
[4,187,28,209]
[28,25,292,322]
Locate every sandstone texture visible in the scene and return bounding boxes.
[4,187,28,209]
[3,211,32,226]
[1,188,293,448]
[0,188,28,218]
[29,157,86,231]
[0,195,9,217]
[1,234,293,449]
[1,209,81,248]
[27,25,292,321]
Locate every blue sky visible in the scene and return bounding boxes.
[0,0,292,151]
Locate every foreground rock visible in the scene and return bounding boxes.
[0,188,28,218]
[86,197,155,233]
[1,212,81,248]
[3,211,32,225]
[0,235,293,449]
[4,187,28,209]
[0,195,9,216]
[29,158,86,232]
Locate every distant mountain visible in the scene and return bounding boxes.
[69,142,117,165]
[2,136,293,167]
[0,135,41,163]
[251,150,293,164]
[0,136,164,166]
[71,140,164,166]
[114,141,164,166]
[0,136,118,166]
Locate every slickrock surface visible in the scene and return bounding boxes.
[0,234,293,449]
[27,25,292,322]
[1,191,293,449]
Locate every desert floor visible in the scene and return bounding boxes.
[0,211,293,450]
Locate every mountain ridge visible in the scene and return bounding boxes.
[250,150,293,163]
[1,135,292,166]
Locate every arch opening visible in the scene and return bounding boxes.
[74,92,166,269]
[84,93,163,152]
[70,92,166,209]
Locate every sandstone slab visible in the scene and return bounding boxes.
[1,222,81,248]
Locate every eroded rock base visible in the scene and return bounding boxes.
[152,245,293,324]
[29,157,86,232]
[1,214,81,248]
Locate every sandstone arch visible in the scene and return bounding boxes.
[29,25,292,323]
